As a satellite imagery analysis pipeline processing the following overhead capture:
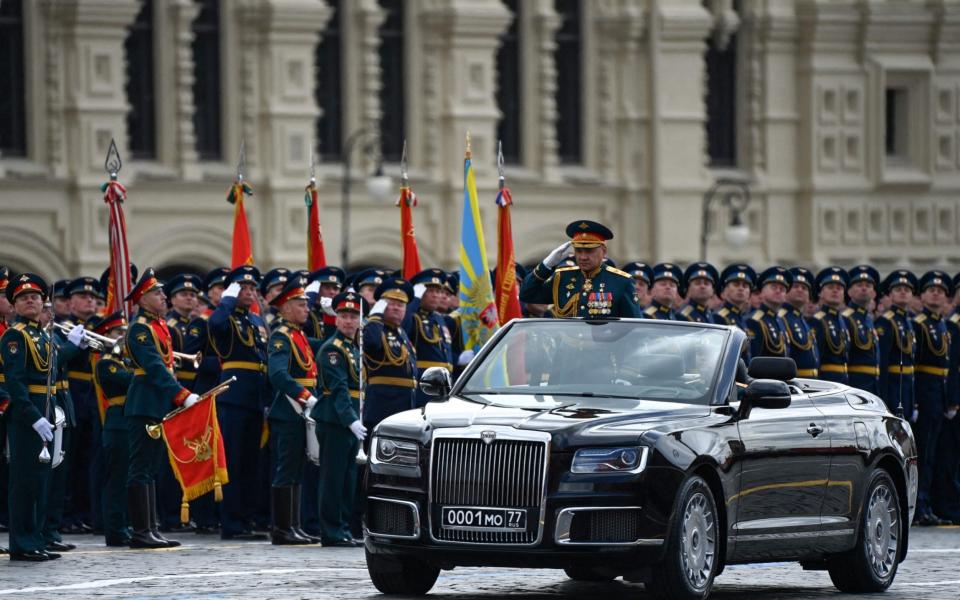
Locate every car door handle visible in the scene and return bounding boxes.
[806,424,824,437]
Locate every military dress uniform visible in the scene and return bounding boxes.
[304,267,345,341]
[912,271,952,524]
[644,263,683,320]
[519,220,642,318]
[442,272,466,376]
[844,266,881,394]
[313,292,364,546]
[677,262,718,323]
[745,267,792,359]
[406,269,454,408]
[780,268,818,377]
[260,268,291,330]
[876,304,916,417]
[710,264,756,341]
[208,266,270,540]
[809,268,850,385]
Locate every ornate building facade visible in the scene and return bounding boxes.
[1,0,960,279]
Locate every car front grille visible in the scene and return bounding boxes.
[430,436,548,545]
[366,497,418,539]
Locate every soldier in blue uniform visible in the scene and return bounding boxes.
[781,267,819,377]
[354,268,387,309]
[622,262,653,309]
[876,270,917,418]
[678,262,718,323]
[51,279,71,321]
[314,291,366,547]
[362,279,418,432]
[406,269,454,408]
[912,270,953,526]
[844,266,881,394]
[933,272,960,524]
[644,263,682,320]
[519,220,642,318]
[304,267,345,340]
[208,265,269,541]
[442,272,468,374]
[811,267,850,384]
[260,268,291,330]
[745,267,791,359]
[711,264,755,336]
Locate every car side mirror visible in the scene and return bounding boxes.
[742,379,792,410]
[419,367,452,399]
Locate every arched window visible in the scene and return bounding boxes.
[704,5,739,167]
[125,0,157,160]
[316,0,342,161]
[496,0,521,165]
[0,0,28,158]
[554,0,582,165]
[378,0,405,162]
[193,0,222,160]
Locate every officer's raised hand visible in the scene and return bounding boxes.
[543,241,572,269]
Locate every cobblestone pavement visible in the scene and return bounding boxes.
[1,526,959,599]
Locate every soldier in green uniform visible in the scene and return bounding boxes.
[314,291,365,547]
[519,220,641,318]
[123,269,199,549]
[89,311,133,546]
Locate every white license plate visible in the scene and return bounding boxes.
[440,506,527,531]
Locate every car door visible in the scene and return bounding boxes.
[730,391,832,560]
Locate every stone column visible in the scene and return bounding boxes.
[166,0,202,179]
[524,0,562,183]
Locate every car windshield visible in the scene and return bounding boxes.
[458,320,729,408]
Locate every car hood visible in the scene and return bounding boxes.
[373,395,713,449]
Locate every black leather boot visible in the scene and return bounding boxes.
[291,484,320,544]
[127,485,169,549]
[271,486,311,545]
[148,482,181,548]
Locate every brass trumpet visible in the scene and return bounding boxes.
[52,321,122,354]
[173,351,201,369]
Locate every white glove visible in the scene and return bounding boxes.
[543,241,572,268]
[32,417,54,442]
[183,393,200,409]
[414,284,426,299]
[349,420,367,442]
[304,395,318,411]
[947,406,959,420]
[369,299,388,316]
[222,282,241,299]
[305,280,321,295]
[911,409,919,423]
[319,296,336,317]
[457,349,475,366]
[67,324,88,349]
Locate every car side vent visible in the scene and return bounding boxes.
[367,497,419,539]
[569,508,640,544]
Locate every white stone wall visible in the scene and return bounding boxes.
[2,0,960,279]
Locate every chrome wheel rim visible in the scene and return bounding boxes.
[865,483,899,579]
[680,491,715,590]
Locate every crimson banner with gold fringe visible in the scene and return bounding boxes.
[305,182,327,270]
[227,182,255,268]
[494,186,522,324]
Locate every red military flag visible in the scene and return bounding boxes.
[494,186,522,324]
[305,180,327,270]
[102,140,133,319]
[158,394,229,523]
[227,181,255,268]
[397,185,422,279]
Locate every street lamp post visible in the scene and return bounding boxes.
[700,177,752,261]
[340,127,393,268]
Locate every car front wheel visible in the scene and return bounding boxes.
[366,548,440,595]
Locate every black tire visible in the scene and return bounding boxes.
[649,475,719,600]
[827,469,902,593]
[366,549,440,595]
[563,566,617,582]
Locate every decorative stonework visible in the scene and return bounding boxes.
[529,0,561,182]
[169,0,201,178]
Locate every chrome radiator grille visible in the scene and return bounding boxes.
[430,437,547,544]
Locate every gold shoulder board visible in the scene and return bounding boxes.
[604,266,631,278]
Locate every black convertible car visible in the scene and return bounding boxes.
[363,319,918,600]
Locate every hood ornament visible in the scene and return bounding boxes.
[481,430,496,445]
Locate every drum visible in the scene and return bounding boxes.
[52,405,66,469]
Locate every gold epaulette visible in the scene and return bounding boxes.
[644,306,657,316]
[136,315,148,324]
[166,318,178,328]
[717,308,730,318]
[332,338,344,349]
[368,315,383,323]
[604,265,631,278]
[555,266,579,273]
[950,313,960,324]
[915,314,927,324]
[12,322,26,331]
[681,305,694,317]
[277,325,289,334]
[841,308,855,318]
[750,310,764,322]
[882,310,895,320]
[777,308,787,318]
[813,311,826,320]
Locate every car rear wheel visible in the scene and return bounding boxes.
[649,475,718,600]
[827,469,902,593]
[366,548,440,595]
[563,566,618,582]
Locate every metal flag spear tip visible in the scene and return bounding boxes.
[309,144,317,186]
[236,138,246,183]
[105,138,122,181]
[400,140,409,186]
[497,140,505,190]
[465,131,472,159]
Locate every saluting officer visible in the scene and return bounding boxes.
[123,269,199,549]
[876,270,917,417]
[811,268,851,384]
[622,262,653,309]
[313,291,366,547]
[407,269,454,408]
[362,279,418,432]
[678,262,718,323]
[912,270,953,526]
[519,220,641,318]
[746,267,791,359]
[711,264,755,335]
[208,266,270,541]
[304,267,345,341]
[89,311,133,546]
[265,278,323,545]
[645,264,683,320]
[844,266,881,394]
[781,268,819,377]
[260,268,291,330]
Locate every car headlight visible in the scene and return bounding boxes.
[373,436,419,467]
[571,447,648,474]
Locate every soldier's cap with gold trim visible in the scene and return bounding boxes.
[757,266,792,289]
[88,311,126,336]
[683,262,719,289]
[260,268,291,296]
[412,268,448,289]
[815,267,848,294]
[6,273,48,303]
[126,268,164,303]
[99,264,139,301]
[848,265,879,288]
[203,267,230,292]
[0,266,9,293]
[308,266,345,288]
[52,279,70,299]
[374,278,414,304]
[332,291,362,314]
[719,264,756,290]
[788,267,815,292]
[565,220,613,248]
[623,262,653,285]
[269,277,308,307]
[227,265,261,287]
[354,268,388,291]
[880,270,917,295]
[919,270,952,295]
[445,271,460,294]
[66,276,103,299]
[164,273,203,298]
[652,263,683,285]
